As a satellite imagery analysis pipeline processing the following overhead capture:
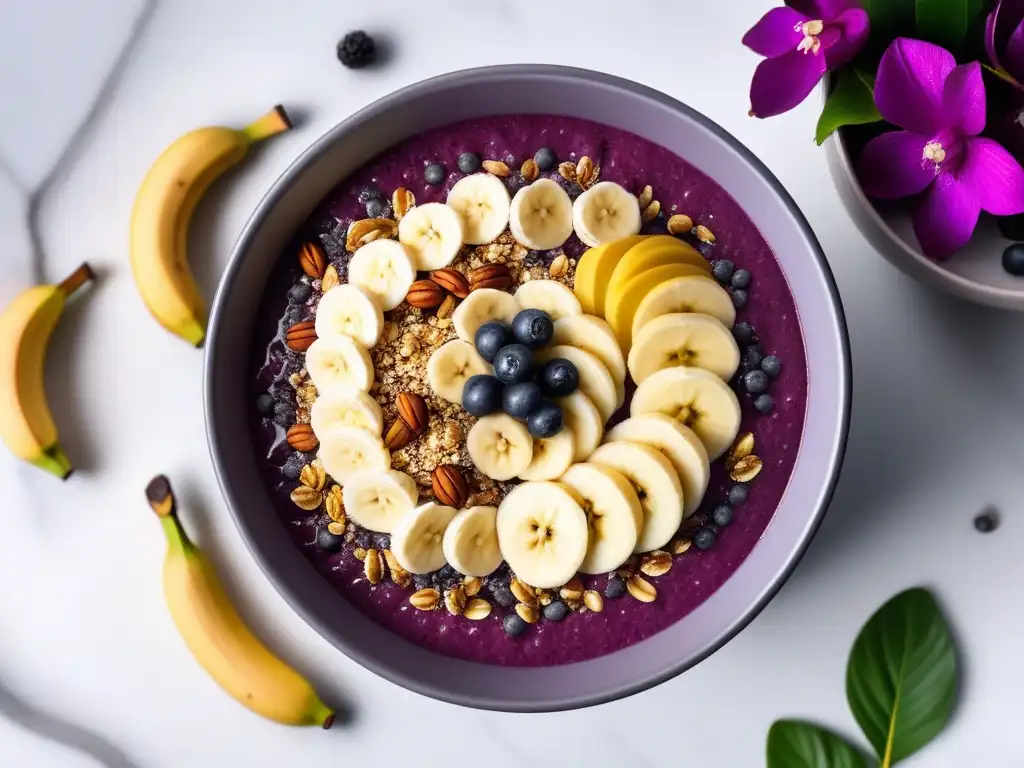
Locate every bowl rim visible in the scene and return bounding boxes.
[205,64,852,711]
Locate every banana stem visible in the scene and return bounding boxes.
[147,475,196,556]
[58,263,95,297]
[242,105,293,143]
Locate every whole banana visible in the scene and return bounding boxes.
[130,106,292,346]
[145,475,335,728]
[0,264,94,479]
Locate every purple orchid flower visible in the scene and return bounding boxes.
[742,0,870,118]
[858,38,1024,260]
[986,0,1024,90]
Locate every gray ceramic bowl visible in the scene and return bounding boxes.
[205,65,851,712]
[825,79,1024,311]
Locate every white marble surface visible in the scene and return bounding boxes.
[0,1,1021,765]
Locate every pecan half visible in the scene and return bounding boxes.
[298,241,327,278]
[406,280,444,309]
[285,321,317,352]
[397,392,429,433]
[430,268,470,298]
[286,424,319,452]
[468,263,513,291]
[432,465,469,508]
[384,419,414,451]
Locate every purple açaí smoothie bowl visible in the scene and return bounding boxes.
[206,66,849,711]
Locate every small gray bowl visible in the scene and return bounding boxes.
[205,65,851,712]
[825,79,1024,310]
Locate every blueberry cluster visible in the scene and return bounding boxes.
[710,258,752,310]
[423,146,559,188]
[358,185,393,219]
[732,321,782,415]
[462,309,578,438]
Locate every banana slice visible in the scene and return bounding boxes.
[630,366,741,460]
[628,313,740,384]
[607,237,711,301]
[347,239,417,311]
[560,463,643,574]
[446,174,511,244]
[467,413,534,481]
[427,340,492,405]
[556,391,604,461]
[442,505,502,577]
[310,390,384,438]
[534,345,617,424]
[572,181,642,248]
[390,502,459,574]
[314,283,384,349]
[509,178,574,250]
[452,288,521,343]
[631,275,736,341]
[514,279,582,321]
[551,314,626,406]
[519,427,576,481]
[574,235,648,315]
[496,481,588,589]
[397,202,465,271]
[607,263,716,351]
[305,336,375,397]
[589,441,683,553]
[606,414,710,518]
[317,426,391,485]
[342,469,420,533]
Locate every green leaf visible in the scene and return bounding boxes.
[767,720,868,768]
[846,588,957,767]
[861,0,916,40]
[915,0,971,53]
[815,69,883,146]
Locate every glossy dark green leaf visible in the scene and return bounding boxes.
[915,0,985,55]
[815,69,882,146]
[846,588,957,766]
[861,0,916,39]
[767,720,868,768]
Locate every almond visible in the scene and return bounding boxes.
[520,157,539,182]
[430,268,470,298]
[285,321,317,352]
[515,603,539,624]
[468,264,513,291]
[728,432,756,469]
[667,214,694,235]
[364,548,383,584]
[432,465,468,508]
[576,156,594,188]
[410,588,440,610]
[636,185,654,211]
[463,576,483,597]
[730,455,763,483]
[436,293,458,319]
[286,424,319,452]
[670,538,692,556]
[482,159,510,177]
[463,598,492,620]
[298,241,327,278]
[627,574,657,603]
[559,578,584,602]
[384,419,414,451]
[640,550,672,577]
[695,224,716,244]
[510,577,538,607]
[406,280,444,309]
[397,392,429,433]
[320,264,340,293]
[548,254,568,278]
[346,218,397,251]
[642,199,661,224]
[583,590,604,613]
[392,187,415,220]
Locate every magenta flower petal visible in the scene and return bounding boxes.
[858,131,937,200]
[749,48,827,118]
[913,173,980,260]
[987,8,1000,68]
[825,8,870,69]
[961,137,1024,215]
[942,63,986,137]
[874,38,956,135]
[743,7,807,58]
[1005,18,1024,82]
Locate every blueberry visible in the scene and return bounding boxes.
[744,369,769,394]
[543,601,569,622]
[316,526,343,553]
[272,400,295,427]
[712,260,735,283]
[742,346,764,370]
[974,510,999,533]
[475,322,510,363]
[693,527,717,550]
[732,322,755,346]
[998,214,1024,240]
[534,147,557,171]
[288,282,312,304]
[457,152,481,174]
[527,402,563,438]
[256,392,275,416]
[511,308,554,349]
[424,163,446,186]
[365,197,386,218]
[282,456,303,480]
[503,381,543,421]
[698,242,715,260]
[761,355,782,377]
[731,269,751,289]
[493,344,534,384]
[728,484,749,505]
[462,375,504,417]
[712,504,734,526]
[503,614,527,637]
[732,289,748,309]
[358,186,382,203]
[604,576,627,599]
[491,586,515,607]
[754,394,775,414]
[538,358,579,397]
[412,573,432,590]
[1003,243,1024,276]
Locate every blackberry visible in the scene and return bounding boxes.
[337,31,376,69]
